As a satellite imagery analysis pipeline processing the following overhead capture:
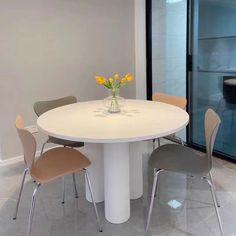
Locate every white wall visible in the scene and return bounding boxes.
[135,0,147,99]
[0,0,135,160]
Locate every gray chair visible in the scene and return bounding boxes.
[145,109,224,236]
[34,96,84,201]
[34,96,84,156]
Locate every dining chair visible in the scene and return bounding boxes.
[13,116,102,236]
[34,96,84,200]
[33,96,84,155]
[152,92,187,148]
[144,109,223,236]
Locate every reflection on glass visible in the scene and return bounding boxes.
[198,37,236,72]
[191,0,236,158]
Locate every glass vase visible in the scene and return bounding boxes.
[103,89,125,113]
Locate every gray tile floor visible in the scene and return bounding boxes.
[0,142,236,236]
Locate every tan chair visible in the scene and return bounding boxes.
[144,109,223,236]
[13,116,102,236]
[34,96,84,199]
[152,92,187,147]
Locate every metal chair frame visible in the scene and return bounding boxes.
[13,169,102,236]
[13,115,102,236]
[145,169,224,236]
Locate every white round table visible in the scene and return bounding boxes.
[37,99,189,224]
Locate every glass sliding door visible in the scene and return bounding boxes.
[151,0,187,140]
[189,0,236,159]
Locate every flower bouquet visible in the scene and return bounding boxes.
[95,73,133,113]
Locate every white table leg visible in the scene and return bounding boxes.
[104,143,130,224]
[129,142,143,199]
[84,143,104,203]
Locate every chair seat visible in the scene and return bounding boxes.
[31,147,90,183]
[48,136,84,148]
[149,144,210,176]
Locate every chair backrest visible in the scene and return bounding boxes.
[205,109,221,168]
[15,116,36,170]
[152,92,187,109]
[33,96,77,116]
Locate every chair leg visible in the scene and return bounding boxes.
[13,168,28,220]
[204,178,224,236]
[145,169,163,236]
[40,139,49,156]
[209,172,220,207]
[157,138,161,147]
[61,177,65,204]
[153,168,160,198]
[84,169,102,232]
[173,135,184,146]
[153,138,161,150]
[72,173,79,199]
[27,183,41,236]
[152,139,155,150]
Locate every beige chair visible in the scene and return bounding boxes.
[144,109,223,236]
[13,116,102,236]
[152,92,187,147]
[34,96,84,199]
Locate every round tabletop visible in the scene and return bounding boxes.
[37,99,189,143]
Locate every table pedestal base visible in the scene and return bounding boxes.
[84,142,144,224]
[104,143,130,224]
[130,142,143,199]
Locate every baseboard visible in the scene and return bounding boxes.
[0,155,24,166]
[0,147,58,167]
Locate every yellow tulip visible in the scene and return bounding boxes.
[125,73,132,78]
[108,77,113,83]
[95,76,106,85]
[126,75,133,82]
[121,77,127,84]
[114,73,120,80]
